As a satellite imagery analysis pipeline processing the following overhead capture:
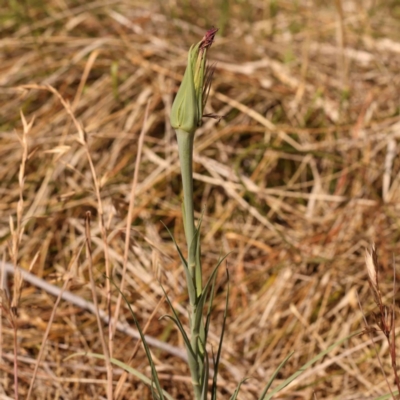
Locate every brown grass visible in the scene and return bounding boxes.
[1,1,400,399]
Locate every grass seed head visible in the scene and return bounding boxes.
[365,244,378,289]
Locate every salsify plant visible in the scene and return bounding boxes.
[169,27,226,399]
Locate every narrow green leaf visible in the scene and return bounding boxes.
[158,283,200,389]
[194,254,229,335]
[194,210,205,297]
[258,351,294,399]
[162,221,196,300]
[229,378,249,400]
[211,268,229,400]
[158,284,196,359]
[181,202,187,242]
[162,222,188,269]
[204,276,216,330]
[200,348,210,400]
[66,352,176,400]
[188,217,201,279]
[150,377,161,400]
[262,331,361,400]
[204,265,218,346]
[110,280,165,399]
[374,390,399,400]
[159,313,195,360]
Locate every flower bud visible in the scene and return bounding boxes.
[170,28,218,134]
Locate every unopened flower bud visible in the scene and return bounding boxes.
[170,28,218,134]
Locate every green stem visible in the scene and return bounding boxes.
[176,129,196,255]
[176,129,203,296]
[176,129,204,400]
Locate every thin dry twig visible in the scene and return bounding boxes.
[113,100,151,340]
[25,251,77,400]
[85,212,113,400]
[0,262,187,360]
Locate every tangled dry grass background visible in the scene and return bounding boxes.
[1,1,400,399]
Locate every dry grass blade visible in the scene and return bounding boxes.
[113,99,151,341]
[85,212,113,400]
[26,251,79,400]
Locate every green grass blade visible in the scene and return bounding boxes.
[258,351,294,399]
[158,284,195,360]
[66,352,176,400]
[159,284,201,392]
[193,254,229,335]
[159,314,195,360]
[194,210,205,294]
[374,390,400,400]
[162,222,187,267]
[211,268,229,400]
[181,202,187,246]
[110,280,165,399]
[189,208,204,262]
[188,216,202,277]
[204,265,217,346]
[150,378,161,400]
[262,331,361,400]
[162,222,196,299]
[200,349,210,400]
[229,378,249,400]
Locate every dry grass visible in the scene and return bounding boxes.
[1,0,400,399]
